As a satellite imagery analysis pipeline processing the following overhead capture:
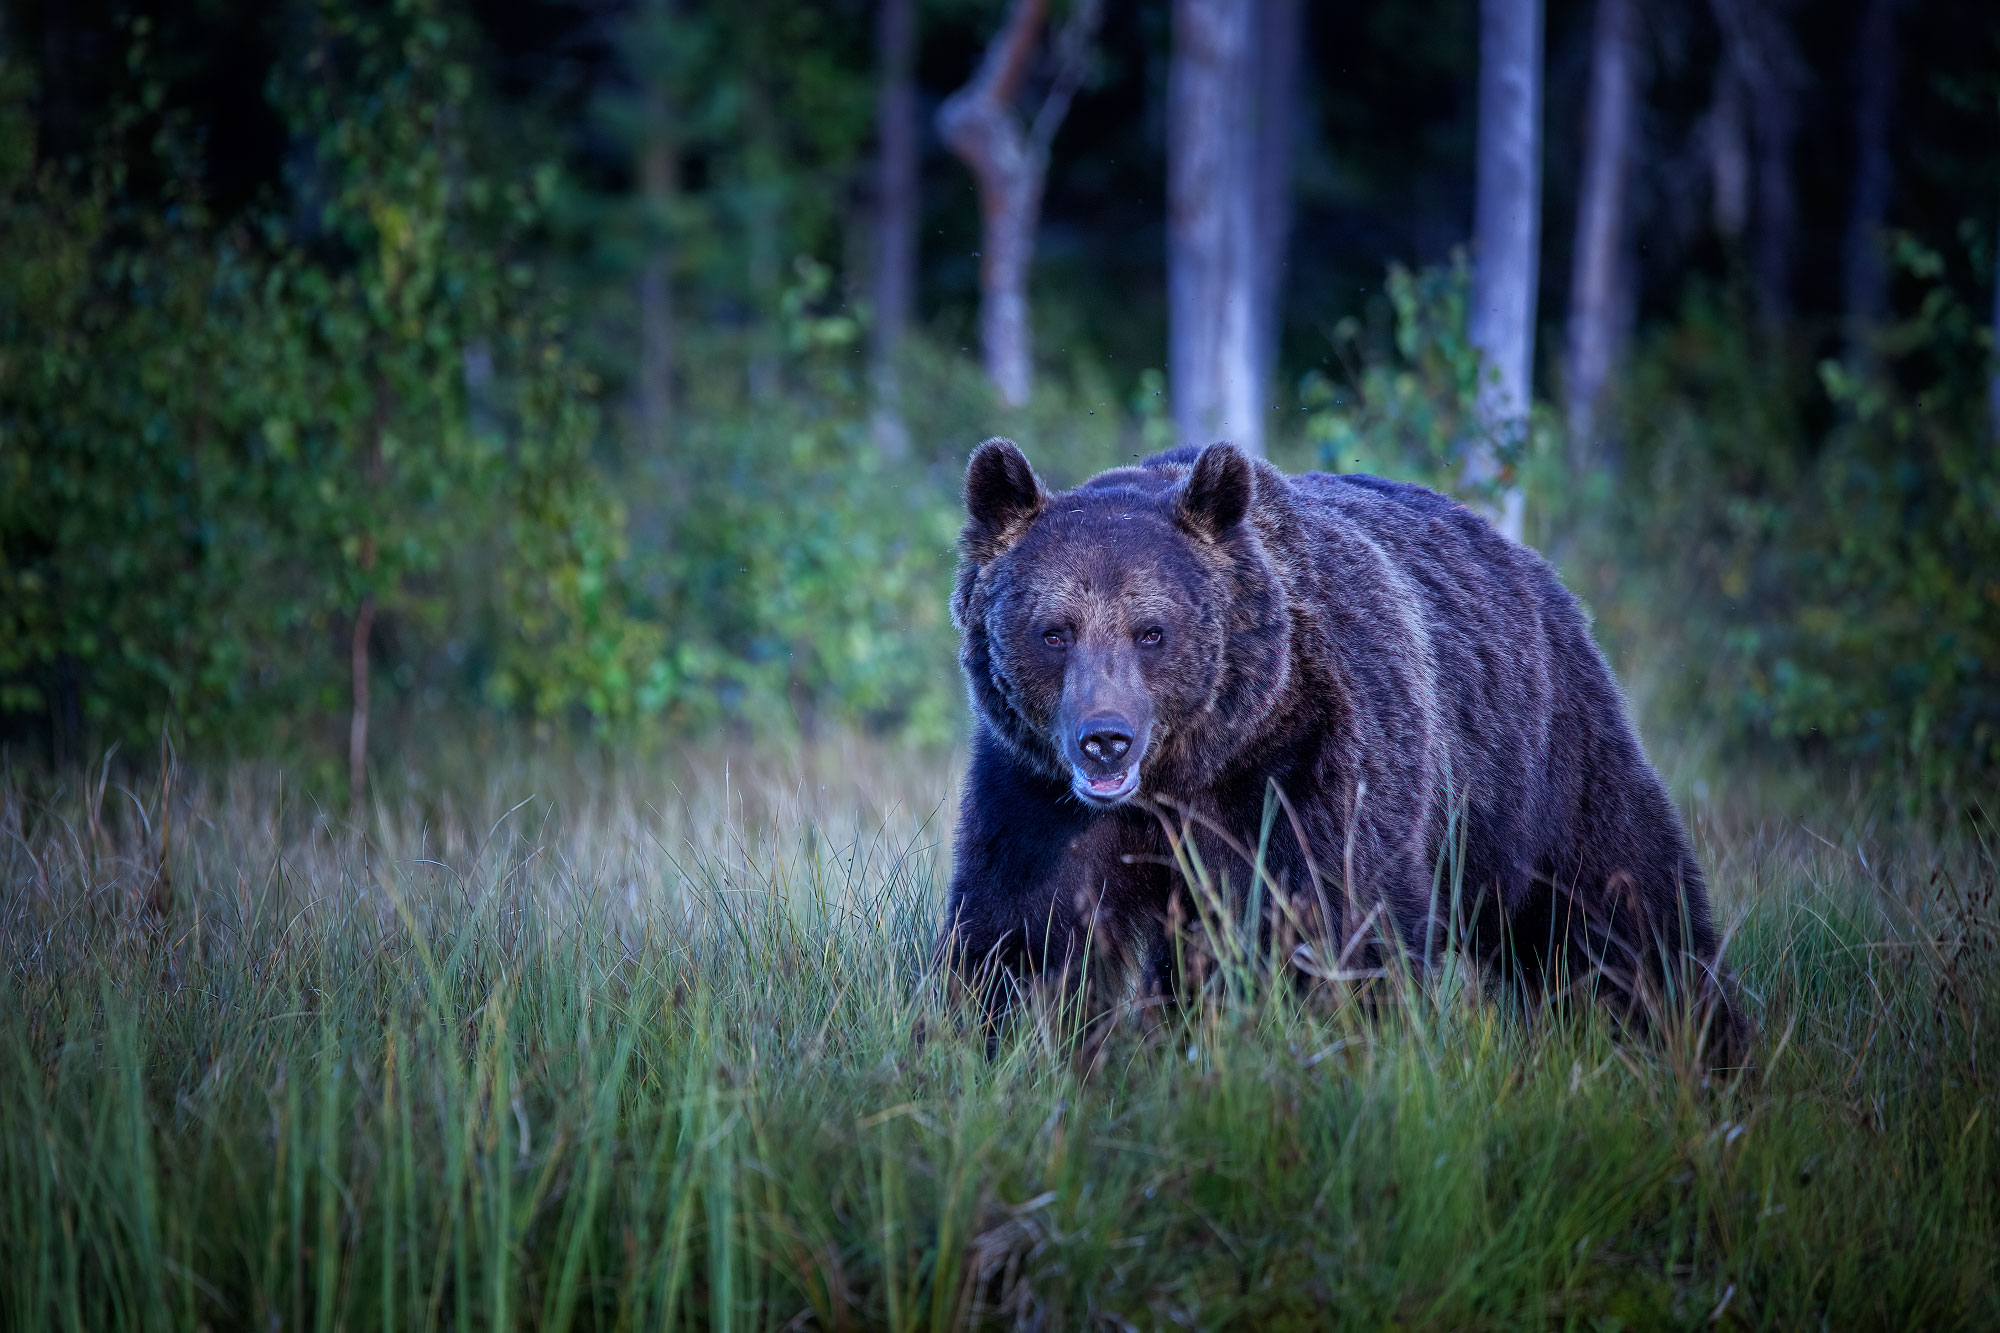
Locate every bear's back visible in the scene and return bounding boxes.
[1127,448,1545,604]
[1288,470,1500,552]
[1279,469,1567,621]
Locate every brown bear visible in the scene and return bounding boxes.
[939,438,1739,1057]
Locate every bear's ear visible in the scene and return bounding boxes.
[963,437,1046,560]
[1177,442,1254,540]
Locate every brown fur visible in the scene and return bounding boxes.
[941,439,1742,1061]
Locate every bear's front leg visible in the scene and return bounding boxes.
[938,728,1166,1030]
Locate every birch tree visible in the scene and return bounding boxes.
[937,0,1102,408]
[1466,0,1543,542]
[1564,0,1635,462]
[1168,0,1259,454]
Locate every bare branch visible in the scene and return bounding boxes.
[948,0,1047,121]
[937,0,1060,407]
[1029,0,1105,161]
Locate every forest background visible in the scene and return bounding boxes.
[1,0,1997,812]
[7,4,2000,1327]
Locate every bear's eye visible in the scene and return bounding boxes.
[1138,626,1164,647]
[1042,629,1067,648]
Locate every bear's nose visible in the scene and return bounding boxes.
[1077,717,1133,765]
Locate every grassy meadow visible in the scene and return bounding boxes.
[1,739,1995,1331]
[6,1,1997,1326]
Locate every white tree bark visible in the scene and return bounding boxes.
[870,0,918,456]
[1564,0,1634,462]
[1466,0,1543,542]
[1169,0,1261,456]
[937,0,1101,409]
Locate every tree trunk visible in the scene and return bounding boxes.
[462,340,498,439]
[349,378,388,830]
[1749,27,1798,329]
[347,587,375,828]
[637,259,674,437]
[937,0,1046,409]
[1169,0,1261,456]
[1706,69,1750,241]
[871,0,918,456]
[937,0,1044,409]
[1990,206,2000,443]
[151,730,175,921]
[637,19,678,444]
[1564,0,1635,463]
[1840,0,1897,359]
[1466,0,1543,543]
[938,0,1100,409]
[1710,0,1803,330]
[1250,0,1302,444]
[745,83,783,404]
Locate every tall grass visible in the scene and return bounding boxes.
[1,743,1994,1329]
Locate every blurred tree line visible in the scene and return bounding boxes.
[0,0,1995,810]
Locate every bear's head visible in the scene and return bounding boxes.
[952,438,1292,808]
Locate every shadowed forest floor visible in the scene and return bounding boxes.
[2,741,1995,1330]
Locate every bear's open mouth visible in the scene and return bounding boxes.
[1072,767,1139,804]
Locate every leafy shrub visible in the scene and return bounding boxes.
[0,11,661,760]
[0,8,1137,765]
[631,406,963,744]
[1299,252,1552,515]
[1749,243,1997,803]
[627,274,1134,747]
[1292,249,1998,809]
[1605,245,1999,809]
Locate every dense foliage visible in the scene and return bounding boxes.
[1,4,1997,1324]
[0,13,662,761]
[1,0,1996,805]
[1614,249,2000,810]
[1297,246,2000,810]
